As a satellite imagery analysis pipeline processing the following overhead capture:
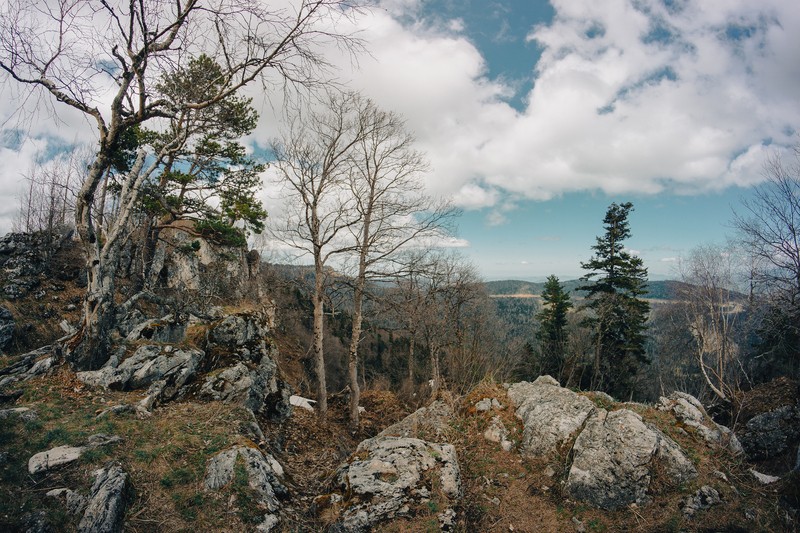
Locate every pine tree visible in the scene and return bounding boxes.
[579,202,649,399]
[535,275,572,382]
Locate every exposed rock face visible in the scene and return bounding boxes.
[507,376,596,456]
[28,434,122,474]
[564,409,696,510]
[46,488,88,516]
[738,403,800,461]
[682,485,722,518]
[200,314,291,421]
[124,314,187,344]
[0,345,58,388]
[78,463,129,533]
[330,436,462,532]
[377,400,453,440]
[658,392,743,454]
[204,446,288,530]
[77,345,202,404]
[146,223,250,297]
[0,306,14,352]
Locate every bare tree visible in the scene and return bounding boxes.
[343,94,454,427]
[269,92,368,419]
[1,0,363,368]
[677,244,746,402]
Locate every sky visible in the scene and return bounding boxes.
[1,0,799,281]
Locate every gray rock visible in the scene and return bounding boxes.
[565,409,696,510]
[0,345,58,388]
[331,436,462,531]
[474,397,502,412]
[28,434,122,474]
[658,392,742,454]
[377,400,454,440]
[77,345,202,406]
[682,485,721,518]
[0,306,14,352]
[78,463,129,533]
[124,314,187,344]
[507,376,596,456]
[204,445,287,526]
[738,404,800,461]
[199,312,292,421]
[47,488,88,515]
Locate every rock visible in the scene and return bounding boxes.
[377,400,454,440]
[738,404,800,461]
[0,406,35,420]
[124,314,187,343]
[0,345,58,388]
[658,392,742,454]
[21,510,50,533]
[682,485,721,518]
[475,397,503,412]
[507,376,596,456]
[564,409,696,510]
[47,488,88,515]
[78,463,129,533]
[204,445,287,527]
[200,313,292,421]
[750,469,780,484]
[330,436,462,531]
[78,345,202,406]
[484,416,514,451]
[28,434,122,474]
[0,306,14,352]
[290,395,316,412]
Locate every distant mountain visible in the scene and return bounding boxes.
[484,279,690,301]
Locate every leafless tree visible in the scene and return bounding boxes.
[0,0,364,368]
[677,244,747,402]
[269,91,368,419]
[342,94,455,427]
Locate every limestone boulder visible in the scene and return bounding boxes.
[329,436,462,532]
[564,409,696,510]
[28,434,122,475]
[507,376,596,456]
[658,391,742,454]
[738,403,800,461]
[0,306,14,352]
[0,345,58,388]
[78,463,129,533]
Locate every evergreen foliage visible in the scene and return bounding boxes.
[579,202,650,398]
[535,275,572,381]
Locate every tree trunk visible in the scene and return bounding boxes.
[313,260,328,419]
[431,347,441,399]
[408,336,415,383]
[347,278,364,429]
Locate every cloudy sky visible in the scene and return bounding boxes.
[2,0,799,280]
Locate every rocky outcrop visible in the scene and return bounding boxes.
[738,403,800,461]
[564,408,697,510]
[124,314,188,344]
[77,345,202,405]
[46,488,88,516]
[658,391,742,454]
[329,436,462,532]
[78,463,129,533]
[204,446,288,531]
[0,306,14,352]
[682,485,722,519]
[200,313,291,421]
[508,376,596,456]
[28,434,122,474]
[376,400,453,440]
[0,344,58,388]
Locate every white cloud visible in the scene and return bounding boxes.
[660,257,678,263]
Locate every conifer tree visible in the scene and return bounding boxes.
[535,275,572,381]
[579,202,649,398]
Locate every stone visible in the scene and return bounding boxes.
[507,376,596,456]
[78,463,129,533]
[330,436,462,531]
[682,485,721,518]
[204,446,287,527]
[0,306,14,352]
[750,469,780,484]
[28,434,122,474]
[377,400,454,440]
[658,392,742,455]
[0,345,58,388]
[564,409,696,510]
[290,395,316,412]
[738,404,800,461]
[124,314,187,344]
[47,488,88,515]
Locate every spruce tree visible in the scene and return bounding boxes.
[579,202,649,398]
[535,275,572,382]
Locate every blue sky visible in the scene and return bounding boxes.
[1,0,799,282]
